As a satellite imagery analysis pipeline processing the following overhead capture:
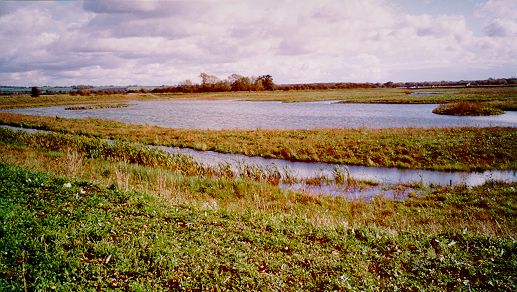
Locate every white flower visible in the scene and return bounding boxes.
[63,182,72,188]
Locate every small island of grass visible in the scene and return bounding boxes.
[64,103,129,110]
[432,101,504,116]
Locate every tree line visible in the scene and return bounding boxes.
[4,76,516,96]
[148,73,274,94]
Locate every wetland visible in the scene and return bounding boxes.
[1,88,516,290]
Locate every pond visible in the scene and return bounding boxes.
[5,100,517,129]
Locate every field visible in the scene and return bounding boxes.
[1,87,517,109]
[1,87,516,289]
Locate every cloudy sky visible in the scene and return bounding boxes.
[0,0,516,86]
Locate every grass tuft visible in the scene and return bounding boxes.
[433,102,504,116]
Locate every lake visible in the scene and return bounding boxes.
[5,100,517,129]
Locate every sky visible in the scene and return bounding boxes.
[0,0,516,86]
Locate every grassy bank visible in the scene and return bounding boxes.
[1,128,515,289]
[1,160,516,290]
[1,112,516,171]
[0,93,161,110]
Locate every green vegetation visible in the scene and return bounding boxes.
[433,102,504,116]
[65,103,129,110]
[0,128,290,186]
[335,87,517,104]
[2,128,515,235]
[1,160,516,290]
[1,112,516,171]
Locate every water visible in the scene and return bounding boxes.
[4,100,517,129]
[154,145,517,188]
[409,91,442,96]
[152,144,517,200]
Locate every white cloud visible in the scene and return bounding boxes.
[0,0,515,86]
[475,0,517,36]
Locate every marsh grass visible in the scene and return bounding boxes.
[433,101,505,116]
[1,87,516,289]
[0,93,159,109]
[1,128,351,188]
[114,159,130,191]
[65,147,84,177]
[1,130,515,236]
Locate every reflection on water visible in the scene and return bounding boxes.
[282,183,426,201]
[155,145,516,200]
[154,145,517,187]
[4,100,517,129]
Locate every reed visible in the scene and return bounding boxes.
[0,128,316,187]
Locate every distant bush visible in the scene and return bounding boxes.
[31,87,40,97]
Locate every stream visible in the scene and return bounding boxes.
[2,125,515,201]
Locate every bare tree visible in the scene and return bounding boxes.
[199,72,219,85]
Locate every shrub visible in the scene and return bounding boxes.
[432,102,504,116]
